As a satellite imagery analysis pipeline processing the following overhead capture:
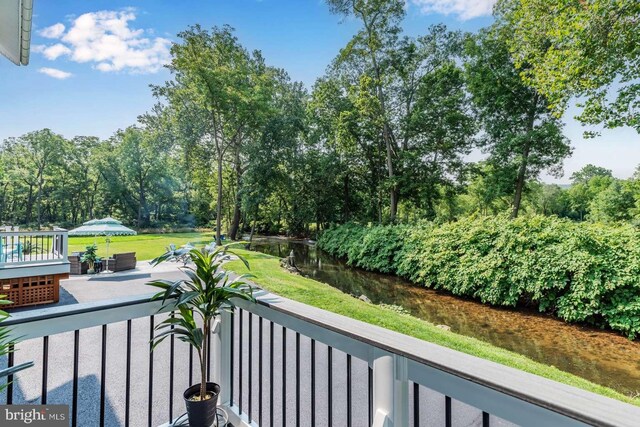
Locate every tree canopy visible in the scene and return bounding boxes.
[2,2,639,234]
[496,0,640,135]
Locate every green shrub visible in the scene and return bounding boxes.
[318,216,640,339]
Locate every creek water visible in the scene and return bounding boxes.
[251,238,640,397]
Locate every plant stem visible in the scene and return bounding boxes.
[198,349,206,400]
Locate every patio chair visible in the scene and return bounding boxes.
[4,242,23,262]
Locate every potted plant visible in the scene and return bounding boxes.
[21,241,42,257]
[147,244,254,427]
[81,244,98,274]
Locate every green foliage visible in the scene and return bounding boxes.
[80,244,98,271]
[464,28,571,217]
[495,0,640,135]
[319,217,640,338]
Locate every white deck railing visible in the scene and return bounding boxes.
[0,229,68,268]
[3,291,640,427]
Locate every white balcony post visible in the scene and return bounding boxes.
[212,309,233,406]
[62,232,68,260]
[372,349,409,427]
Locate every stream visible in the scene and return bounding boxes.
[251,237,640,397]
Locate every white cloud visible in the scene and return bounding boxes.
[40,43,72,60]
[39,23,66,39]
[410,0,496,20]
[38,67,73,79]
[35,10,171,74]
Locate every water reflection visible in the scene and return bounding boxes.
[252,238,640,397]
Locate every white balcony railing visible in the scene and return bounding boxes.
[2,290,639,427]
[0,229,68,273]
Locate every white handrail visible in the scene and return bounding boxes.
[5,291,640,427]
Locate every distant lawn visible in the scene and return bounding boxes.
[226,248,640,407]
[68,232,214,260]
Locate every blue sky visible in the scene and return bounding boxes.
[0,0,636,183]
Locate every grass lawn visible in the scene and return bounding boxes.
[65,233,639,405]
[68,232,214,260]
[225,248,640,407]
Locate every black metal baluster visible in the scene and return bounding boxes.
[41,336,49,404]
[328,346,333,427]
[100,324,107,427]
[296,332,300,426]
[346,354,352,427]
[72,331,79,427]
[6,344,13,404]
[230,311,235,408]
[369,366,373,426]
[258,317,263,427]
[207,319,211,383]
[282,326,287,427]
[148,316,154,427]
[239,309,243,414]
[269,321,274,427]
[169,313,175,422]
[311,339,316,427]
[413,382,420,427]
[125,320,132,427]
[445,396,452,427]
[483,411,490,427]
[248,312,253,423]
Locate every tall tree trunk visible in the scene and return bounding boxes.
[360,10,398,222]
[512,142,531,218]
[215,154,223,245]
[25,184,34,224]
[36,180,44,229]
[343,173,350,221]
[383,121,398,222]
[229,151,243,240]
[512,97,538,219]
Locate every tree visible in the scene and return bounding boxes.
[327,0,405,221]
[117,127,171,227]
[495,0,640,135]
[155,25,272,244]
[464,28,572,218]
[404,62,476,218]
[527,182,570,217]
[566,164,614,220]
[588,180,635,223]
[570,164,613,185]
[2,130,68,227]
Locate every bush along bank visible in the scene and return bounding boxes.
[317,216,640,339]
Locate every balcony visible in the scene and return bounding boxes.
[0,229,70,279]
[1,289,639,427]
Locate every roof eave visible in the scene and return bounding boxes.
[20,0,33,65]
